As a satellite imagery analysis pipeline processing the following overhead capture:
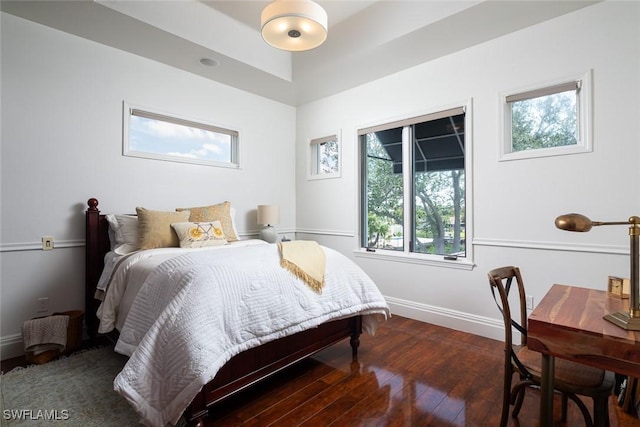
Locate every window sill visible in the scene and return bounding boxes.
[352,248,475,270]
[307,172,341,181]
[498,143,591,162]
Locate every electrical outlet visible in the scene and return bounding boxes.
[526,295,534,310]
[42,236,54,251]
[37,297,49,314]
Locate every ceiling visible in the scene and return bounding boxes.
[1,0,598,106]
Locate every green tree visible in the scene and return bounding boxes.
[319,140,339,173]
[512,91,577,151]
[364,133,465,255]
[365,134,403,249]
[367,212,390,247]
[414,170,464,255]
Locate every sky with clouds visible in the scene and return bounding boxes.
[129,115,231,162]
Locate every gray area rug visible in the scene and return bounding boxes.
[0,346,142,426]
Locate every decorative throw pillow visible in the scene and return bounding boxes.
[171,221,227,248]
[136,207,190,250]
[176,201,238,242]
[106,214,139,254]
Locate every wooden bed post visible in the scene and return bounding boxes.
[85,198,106,342]
[350,315,362,358]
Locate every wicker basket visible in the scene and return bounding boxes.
[54,310,84,353]
[25,348,60,365]
[25,310,84,364]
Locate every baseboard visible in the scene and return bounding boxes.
[385,295,505,342]
[0,333,24,361]
[3,298,505,360]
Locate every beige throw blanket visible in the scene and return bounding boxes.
[22,315,68,355]
[278,240,326,293]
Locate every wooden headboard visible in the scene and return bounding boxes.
[85,197,110,340]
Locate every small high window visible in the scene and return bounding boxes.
[501,71,592,161]
[308,133,340,179]
[123,102,239,168]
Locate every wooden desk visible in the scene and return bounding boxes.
[528,284,640,426]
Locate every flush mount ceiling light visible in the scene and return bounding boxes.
[261,0,328,52]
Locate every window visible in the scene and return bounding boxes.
[123,102,239,168]
[360,105,469,260]
[309,133,340,179]
[501,71,592,161]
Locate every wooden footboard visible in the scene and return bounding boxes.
[84,198,362,426]
[185,316,361,426]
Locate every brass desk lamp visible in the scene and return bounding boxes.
[555,213,640,330]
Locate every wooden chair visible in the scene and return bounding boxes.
[488,266,615,427]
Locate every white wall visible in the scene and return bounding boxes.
[0,13,296,359]
[296,2,640,340]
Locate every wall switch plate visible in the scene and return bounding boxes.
[42,236,54,250]
[37,297,49,314]
[526,295,534,310]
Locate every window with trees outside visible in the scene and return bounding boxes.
[309,134,340,179]
[360,105,468,260]
[501,72,592,161]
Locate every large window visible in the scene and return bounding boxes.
[500,71,592,161]
[360,105,468,260]
[123,102,239,168]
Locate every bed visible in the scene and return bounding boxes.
[84,198,390,427]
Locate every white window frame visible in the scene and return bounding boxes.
[123,102,240,168]
[308,131,341,180]
[354,100,475,270]
[499,70,592,161]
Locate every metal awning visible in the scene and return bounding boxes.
[373,114,465,174]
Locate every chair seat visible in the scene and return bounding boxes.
[517,346,607,389]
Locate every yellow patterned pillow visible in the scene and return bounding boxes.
[136,207,191,250]
[176,201,238,242]
[171,221,227,248]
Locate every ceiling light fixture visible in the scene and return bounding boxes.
[261,0,328,52]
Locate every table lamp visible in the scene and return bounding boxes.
[257,205,280,243]
[555,213,640,330]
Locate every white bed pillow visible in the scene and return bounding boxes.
[105,214,139,255]
[230,208,240,240]
[171,221,227,248]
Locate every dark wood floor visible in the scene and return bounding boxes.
[2,316,637,426]
[200,316,637,427]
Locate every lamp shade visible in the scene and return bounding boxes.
[257,205,280,225]
[554,213,594,232]
[261,0,328,51]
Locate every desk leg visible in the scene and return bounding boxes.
[540,354,555,427]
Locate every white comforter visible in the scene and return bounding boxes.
[109,242,390,426]
[96,240,267,333]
